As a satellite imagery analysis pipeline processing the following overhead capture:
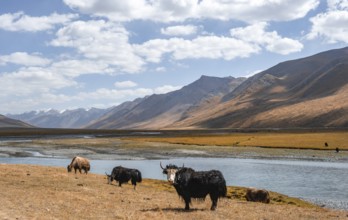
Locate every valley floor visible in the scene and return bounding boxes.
[1,164,347,219]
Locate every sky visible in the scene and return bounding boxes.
[0,0,347,114]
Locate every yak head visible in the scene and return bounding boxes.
[160,162,183,184]
[67,165,72,172]
[105,172,113,184]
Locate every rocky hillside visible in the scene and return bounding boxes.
[0,115,34,128]
[86,76,245,129]
[173,47,348,128]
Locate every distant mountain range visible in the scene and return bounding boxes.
[6,108,109,128]
[3,47,348,129]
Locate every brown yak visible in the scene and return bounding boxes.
[67,156,90,174]
[245,187,270,203]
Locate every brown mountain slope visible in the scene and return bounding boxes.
[87,76,245,129]
[0,115,34,128]
[171,47,348,129]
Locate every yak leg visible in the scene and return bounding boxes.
[183,195,191,210]
[184,200,190,210]
[209,193,218,211]
[118,182,122,187]
[131,179,137,190]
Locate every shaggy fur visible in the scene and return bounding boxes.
[67,156,90,174]
[106,166,142,190]
[173,167,227,211]
[245,188,270,203]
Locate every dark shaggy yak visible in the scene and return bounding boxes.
[106,166,142,189]
[245,188,270,203]
[67,156,90,174]
[161,163,227,211]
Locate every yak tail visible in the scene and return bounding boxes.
[219,180,227,197]
[132,170,142,183]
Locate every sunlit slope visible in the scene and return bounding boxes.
[173,47,348,129]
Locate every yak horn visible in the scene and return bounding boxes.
[160,162,164,170]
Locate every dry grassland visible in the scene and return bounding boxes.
[1,164,347,219]
[127,131,348,150]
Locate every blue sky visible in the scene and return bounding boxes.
[0,0,347,114]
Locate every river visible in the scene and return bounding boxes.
[0,155,347,210]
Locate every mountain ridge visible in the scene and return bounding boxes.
[5,47,348,129]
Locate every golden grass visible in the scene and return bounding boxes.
[126,131,348,150]
[1,164,347,219]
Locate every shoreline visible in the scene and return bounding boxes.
[2,164,347,219]
[1,138,347,162]
[0,165,348,220]
[1,136,348,212]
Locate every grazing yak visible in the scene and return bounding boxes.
[161,163,227,211]
[106,166,142,189]
[245,187,270,203]
[67,156,90,174]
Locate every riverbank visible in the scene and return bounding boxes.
[1,164,347,219]
[1,133,347,212]
[1,136,347,162]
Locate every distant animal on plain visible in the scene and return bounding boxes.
[336,147,340,153]
[160,162,227,211]
[325,142,329,147]
[245,187,270,203]
[106,166,142,189]
[67,156,90,174]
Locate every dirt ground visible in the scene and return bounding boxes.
[0,164,347,220]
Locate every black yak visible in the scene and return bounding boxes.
[106,166,142,189]
[245,188,270,203]
[161,163,227,211]
[67,156,90,174]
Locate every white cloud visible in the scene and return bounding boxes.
[307,5,348,43]
[50,20,145,73]
[51,59,112,77]
[154,85,182,94]
[198,0,319,22]
[114,81,138,88]
[63,0,318,23]
[0,12,78,32]
[230,22,303,55]
[155,67,166,72]
[135,24,303,63]
[134,36,260,63]
[0,52,51,66]
[161,25,198,36]
[0,67,76,97]
[77,88,153,101]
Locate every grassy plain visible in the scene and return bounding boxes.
[1,129,348,218]
[126,131,348,150]
[1,164,347,219]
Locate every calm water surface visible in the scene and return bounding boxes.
[1,156,347,210]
